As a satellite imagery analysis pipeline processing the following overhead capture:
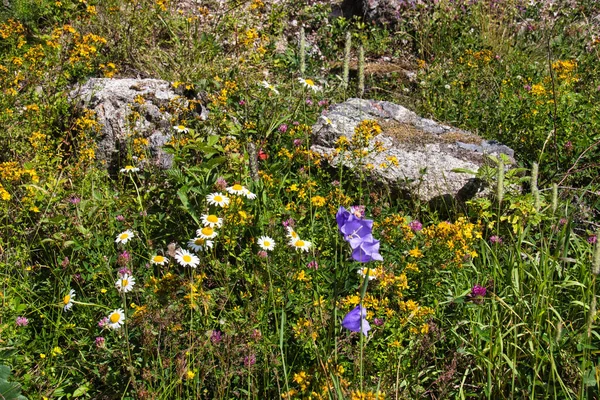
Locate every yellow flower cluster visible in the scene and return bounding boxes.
[460,49,494,67]
[530,83,546,97]
[552,59,578,84]
[133,137,149,160]
[293,371,310,391]
[421,217,480,264]
[350,390,385,400]
[0,19,24,40]
[293,317,318,341]
[68,33,107,64]
[352,119,382,148]
[376,214,415,242]
[0,162,39,183]
[29,131,49,150]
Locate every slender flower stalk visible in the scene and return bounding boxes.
[299,26,306,75]
[593,229,600,276]
[343,31,352,89]
[497,159,504,205]
[358,44,365,97]
[531,162,540,211]
[551,183,558,214]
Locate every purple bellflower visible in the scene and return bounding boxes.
[342,305,371,337]
[350,234,383,263]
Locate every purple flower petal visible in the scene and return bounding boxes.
[351,236,383,263]
[342,305,371,337]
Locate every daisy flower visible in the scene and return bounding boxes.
[120,165,139,173]
[321,115,332,125]
[187,237,214,252]
[63,289,75,312]
[286,226,300,241]
[173,125,189,133]
[257,236,275,251]
[260,80,279,95]
[242,188,257,200]
[197,226,218,240]
[115,273,136,293]
[298,77,322,92]
[226,184,247,196]
[290,238,312,252]
[115,230,134,244]
[201,214,223,228]
[357,267,378,281]
[175,249,200,268]
[107,309,125,329]
[151,255,168,265]
[206,192,230,207]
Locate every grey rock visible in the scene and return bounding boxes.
[341,0,406,25]
[311,98,514,203]
[69,78,206,171]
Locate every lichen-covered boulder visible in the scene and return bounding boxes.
[311,98,514,203]
[69,78,207,171]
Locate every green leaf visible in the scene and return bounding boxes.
[0,365,27,400]
[73,382,91,397]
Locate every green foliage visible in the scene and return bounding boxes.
[1,0,600,398]
[0,365,27,400]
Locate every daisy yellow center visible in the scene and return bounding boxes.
[264,240,271,247]
[183,255,192,263]
[202,227,214,236]
[125,166,134,170]
[110,313,120,323]
[214,195,223,202]
[207,215,218,223]
[291,231,298,239]
[153,256,164,263]
[194,238,205,245]
[305,79,314,86]
[295,240,305,247]
[119,233,128,240]
[178,125,185,130]
[63,295,71,305]
[122,279,129,287]
[232,184,243,191]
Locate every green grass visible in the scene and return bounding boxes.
[1,0,599,398]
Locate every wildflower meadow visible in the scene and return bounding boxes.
[1,0,600,399]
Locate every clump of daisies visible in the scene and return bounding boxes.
[286,227,312,252]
